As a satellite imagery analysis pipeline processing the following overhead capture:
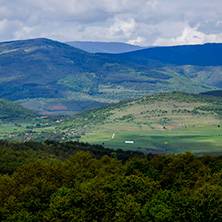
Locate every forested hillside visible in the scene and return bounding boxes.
[0,99,38,121]
[0,140,221,221]
[0,38,218,114]
[99,43,222,89]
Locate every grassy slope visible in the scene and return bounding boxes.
[0,99,40,140]
[57,91,222,153]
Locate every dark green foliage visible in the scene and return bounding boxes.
[0,140,222,221]
[201,90,222,97]
[196,105,222,115]
[140,91,222,103]
[117,114,134,121]
[0,140,145,174]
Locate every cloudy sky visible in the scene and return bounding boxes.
[1,0,222,46]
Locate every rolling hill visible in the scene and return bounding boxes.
[0,38,220,114]
[55,91,222,153]
[59,91,222,131]
[0,98,38,121]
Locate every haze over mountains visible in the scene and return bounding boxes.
[0,38,222,114]
[66,41,145,53]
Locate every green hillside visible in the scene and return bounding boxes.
[100,43,222,66]
[59,91,222,131]
[0,38,217,114]
[56,91,222,153]
[0,98,38,121]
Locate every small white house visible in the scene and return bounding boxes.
[125,141,134,144]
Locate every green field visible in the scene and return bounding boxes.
[80,125,222,154]
[0,118,57,141]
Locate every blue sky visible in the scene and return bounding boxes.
[1,0,222,46]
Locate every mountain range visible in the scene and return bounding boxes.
[99,43,222,66]
[0,38,222,114]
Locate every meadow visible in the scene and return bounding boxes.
[80,125,222,154]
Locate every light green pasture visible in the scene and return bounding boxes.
[80,125,222,154]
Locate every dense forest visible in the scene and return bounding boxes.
[0,140,222,221]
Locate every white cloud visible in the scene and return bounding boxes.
[0,0,222,45]
[108,18,136,37]
[0,19,24,41]
[0,19,9,32]
[127,37,146,45]
[14,26,37,40]
[153,24,222,46]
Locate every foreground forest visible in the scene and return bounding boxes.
[0,140,222,221]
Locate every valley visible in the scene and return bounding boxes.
[2,2,222,221]
[1,38,222,154]
[2,91,222,154]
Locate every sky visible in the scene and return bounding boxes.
[0,0,222,46]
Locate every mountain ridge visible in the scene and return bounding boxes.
[98,42,222,66]
[0,38,220,113]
